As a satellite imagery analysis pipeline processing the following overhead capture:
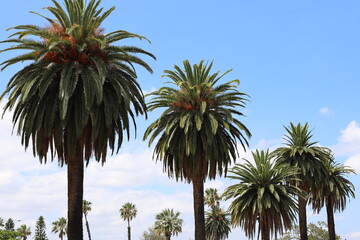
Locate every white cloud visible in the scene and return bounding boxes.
[332,121,360,173]
[319,107,335,116]
[350,232,360,239]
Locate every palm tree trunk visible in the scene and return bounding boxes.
[193,176,206,240]
[67,146,84,240]
[298,195,308,240]
[326,198,336,240]
[165,232,171,240]
[212,208,219,240]
[127,220,131,240]
[84,214,92,240]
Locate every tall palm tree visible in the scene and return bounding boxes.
[52,217,67,240]
[144,60,251,240]
[311,156,355,240]
[223,149,302,240]
[120,202,137,240]
[273,123,329,240]
[154,208,183,240]
[83,200,92,240]
[0,0,155,239]
[205,205,231,240]
[17,224,32,240]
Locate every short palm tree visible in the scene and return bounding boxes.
[0,0,154,239]
[83,200,92,240]
[273,123,329,240]
[144,60,251,240]
[0,218,4,228]
[311,156,355,240]
[154,208,183,240]
[223,149,302,240]
[120,202,137,240]
[52,217,67,240]
[205,205,231,240]
[17,224,32,240]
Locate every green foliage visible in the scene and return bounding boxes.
[140,227,166,240]
[0,229,22,240]
[0,0,155,166]
[311,156,356,213]
[4,219,14,232]
[205,205,231,240]
[204,188,221,209]
[276,221,341,240]
[0,218,4,228]
[273,123,330,193]
[16,225,31,240]
[223,149,302,240]
[34,216,48,240]
[51,218,67,240]
[144,60,251,182]
[120,202,137,223]
[154,209,183,239]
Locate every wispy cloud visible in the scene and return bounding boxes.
[319,107,335,117]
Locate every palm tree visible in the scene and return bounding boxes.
[205,205,231,240]
[83,200,92,240]
[52,217,67,240]
[273,123,329,240]
[223,149,302,240]
[4,218,15,231]
[120,202,137,240]
[17,224,32,240]
[154,208,183,240]
[204,188,221,209]
[311,156,355,240]
[204,188,227,240]
[144,60,251,240]
[0,0,155,239]
[0,218,4,228]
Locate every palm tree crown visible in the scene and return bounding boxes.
[204,188,221,209]
[205,205,231,240]
[0,0,155,165]
[120,202,137,223]
[223,149,302,240]
[144,59,251,181]
[17,224,32,240]
[52,217,67,240]
[154,208,183,240]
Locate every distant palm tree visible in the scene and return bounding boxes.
[311,156,355,240]
[154,208,183,240]
[205,205,231,240]
[0,0,154,239]
[273,123,329,240]
[120,202,137,240]
[223,149,302,240]
[17,224,32,240]
[51,217,67,240]
[0,218,4,228]
[144,60,251,240]
[204,188,221,209]
[4,218,15,231]
[83,200,92,240]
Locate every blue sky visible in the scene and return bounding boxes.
[0,1,359,239]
